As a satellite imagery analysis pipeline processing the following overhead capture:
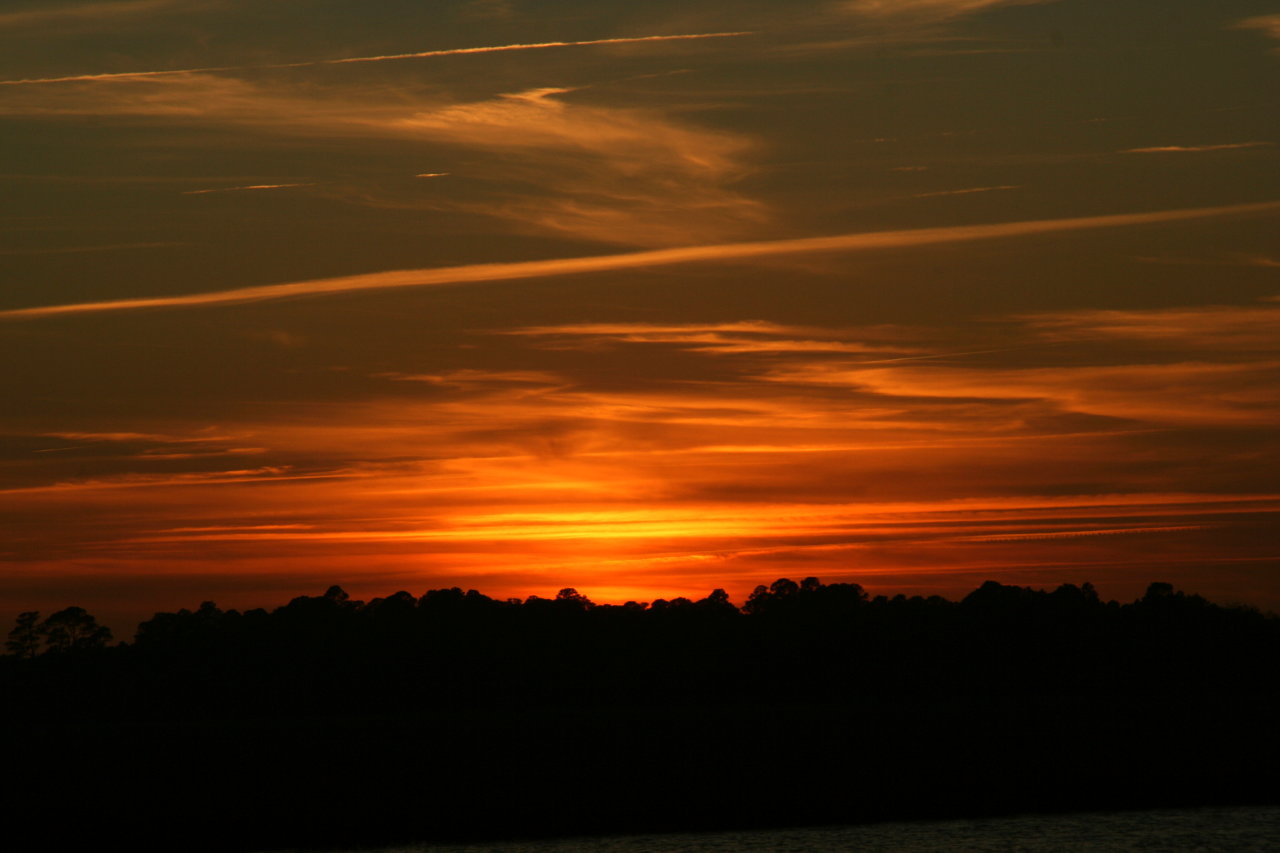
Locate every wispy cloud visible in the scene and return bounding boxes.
[0,466,329,496]
[837,0,1059,22]
[1023,301,1280,351]
[774,2,1061,58]
[181,182,316,195]
[765,360,1280,427]
[111,505,1237,548]
[0,32,751,87]
[26,429,263,461]
[389,85,763,246]
[957,524,1213,543]
[378,369,565,388]
[1123,142,1274,154]
[504,321,914,356]
[0,73,762,247]
[4,201,1274,320]
[45,430,235,444]
[753,297,1280,431]
[1235,14,1280,46]
[507,321,826,336]
[912,184,1021,198]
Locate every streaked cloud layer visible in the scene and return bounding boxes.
[2,0,1278,630]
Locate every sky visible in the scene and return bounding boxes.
[2,0,1278,632]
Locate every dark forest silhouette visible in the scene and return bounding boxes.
[6,578,1277,711]
[3,578,1278,852]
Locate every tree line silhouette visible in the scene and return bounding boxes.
[6,606,112,657]
[5,577,1277,717]
[3,578,1277,853]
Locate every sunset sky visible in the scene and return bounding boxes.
[3,0,1279,632]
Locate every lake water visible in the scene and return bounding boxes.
[348,806,1280,853]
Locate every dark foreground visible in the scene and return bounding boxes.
[4,579,1278,851]
[360,806,1280,853]
[7,696,1280,852]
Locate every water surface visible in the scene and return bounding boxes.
[351,806,1280,853]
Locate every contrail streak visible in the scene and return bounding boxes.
[0,32,753,86]
[182,183,316,195]
[2,201,1276,320]
[1123,142,1274,154]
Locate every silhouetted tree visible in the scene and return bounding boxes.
[743,577,821,616]
[366,590,416,615]
[696,589,738,618]
[772,577,800,598]
[554,588,593,611]
[6,611,41,658]
[39,607,112,653]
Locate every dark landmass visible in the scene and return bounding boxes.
[3,579,1278,851]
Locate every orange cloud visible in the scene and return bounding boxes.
[8,404,1277,613]
[1023,301,1280,351]
[765,360,1280,426]
[912,185,1022,198]
[1123,142,1274,154]
[391,86,764,245]
[0,31,751,86]
[6,293,1279,615]
[381,369,562,383]
[182,182,316,195]
[0,69,763,247]
[1235,14,1280,47]
[504,321,915,355]
[838,0,1058,22]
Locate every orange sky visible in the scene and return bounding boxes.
[2,0,1278,633]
